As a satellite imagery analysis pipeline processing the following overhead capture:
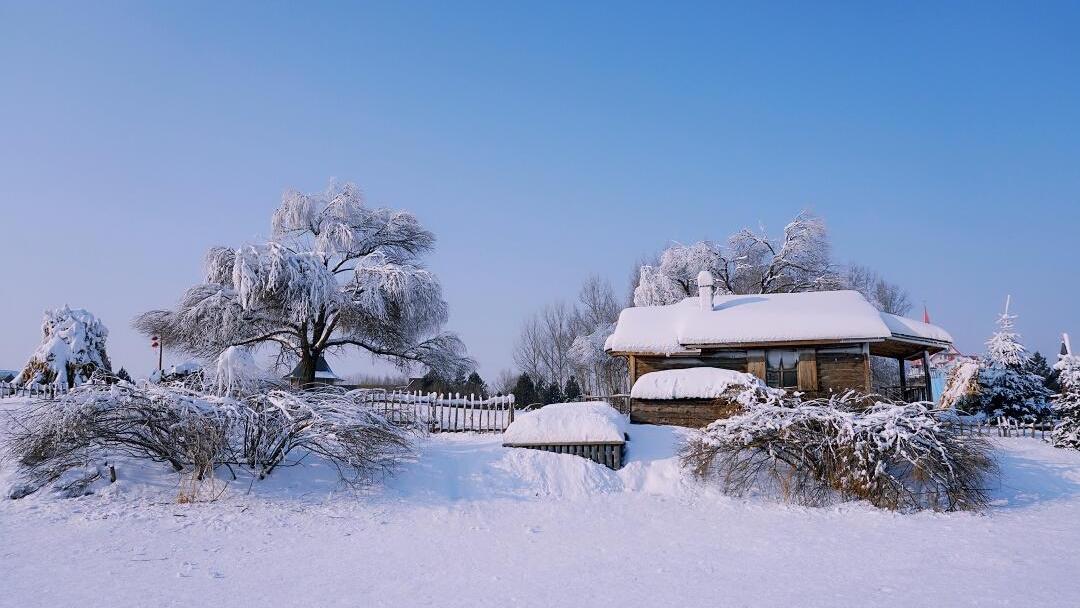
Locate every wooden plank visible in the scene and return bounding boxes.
[747,350,766,381]
[797,348,818,392]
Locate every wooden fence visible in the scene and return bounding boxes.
[0,381,69,399]
[352,390,516,433]
[955,416,1055,440]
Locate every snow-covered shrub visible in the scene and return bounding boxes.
[5,383,230,497]
[3,383,412,498]
[237,388,411,482]
[682,393,997,512]
[14,306,112,387]
[1052,350,1080,450]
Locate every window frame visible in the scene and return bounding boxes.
[764,349,799,389]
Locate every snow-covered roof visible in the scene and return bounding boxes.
[605,290,953,354]
[288,355,340,380]
[630,368,766,400]
[502,402,627,444]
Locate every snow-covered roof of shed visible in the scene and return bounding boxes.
[604,290,953,354]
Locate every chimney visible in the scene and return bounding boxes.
[697,270,715,311]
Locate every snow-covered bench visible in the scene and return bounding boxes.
[501,402,628,469]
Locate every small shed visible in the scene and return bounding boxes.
[287,355,342,387]
[502,402,627,469]
[629,367,768,427]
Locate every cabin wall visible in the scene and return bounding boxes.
[631,354,747,384]
[627,344,871,427]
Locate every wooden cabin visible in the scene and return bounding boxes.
[604,272,953,427]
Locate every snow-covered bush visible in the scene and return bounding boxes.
[5,383,230,497]
[1052,347,1080,450]
[4,383,412,498]
[237,388,411,481]
[682,393,997,512]
[14,306,112,387]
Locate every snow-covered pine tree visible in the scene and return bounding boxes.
[134,182,473,386]
[1052,334,1080,450]
[985,296,1028,369]
[115,367,133,383]
[15,306,112,387]
[976,297,1052,420]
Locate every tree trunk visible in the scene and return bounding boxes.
[297,350,318,388]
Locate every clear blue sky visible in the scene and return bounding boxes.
[1,1,1077,379]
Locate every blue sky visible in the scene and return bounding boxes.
[1,1,1077,379]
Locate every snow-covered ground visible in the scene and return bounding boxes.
[2,398,1080,608]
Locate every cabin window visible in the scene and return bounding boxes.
[765,349,799,388]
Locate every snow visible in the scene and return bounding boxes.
[879,311,954,343]
[502,401,627,444]
[606,290,953,354]
[630,367,765,400]
[3,396,1080,607]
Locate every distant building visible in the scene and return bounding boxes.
[287,355,342,387]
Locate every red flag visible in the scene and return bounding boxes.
[922,304,930,324]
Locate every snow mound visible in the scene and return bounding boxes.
[631,367,765,400]
[502,402,627,444]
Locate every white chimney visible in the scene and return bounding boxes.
[697,270,715,311]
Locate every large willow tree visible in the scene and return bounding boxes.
[136,182,472,386]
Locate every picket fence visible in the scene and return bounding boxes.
[353,390,516,433]
[955,416,1055,440]
[0,381,69,399]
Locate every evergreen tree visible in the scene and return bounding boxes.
[463,371,487,397]
[985,298,1027,369]
[976,298,1052,420]
[539,379,563,405]
[564,375,582,401]
[115,367,134,383]
[1052,341,1080,450]
[511,373,538,406]
[1025,351,1052,382]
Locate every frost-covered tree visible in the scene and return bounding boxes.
[633,211,841,306]
[115,368,133,384]
[985,296,1028,369]
[15,306,112,387]
[1052,335,1080,450]
[946,298,1051,420]
[135,182,472,387]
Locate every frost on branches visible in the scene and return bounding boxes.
[15,306,112,387]
[682,393,997,512]
[985,299,1027,369]
[633,211,841,306]
[134,182,473,386]
[1052,340,1080,450]
[5,382,412,498]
